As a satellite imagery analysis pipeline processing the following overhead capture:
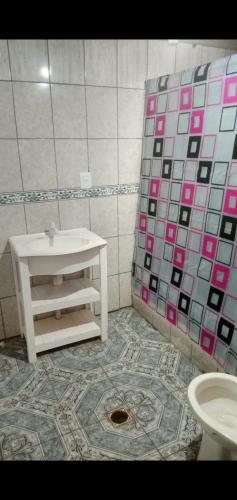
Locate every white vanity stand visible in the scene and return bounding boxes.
[10,228,108,363]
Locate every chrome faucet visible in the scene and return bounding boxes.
[45,222,59,243]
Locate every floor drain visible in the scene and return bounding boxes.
[109,409,129,426]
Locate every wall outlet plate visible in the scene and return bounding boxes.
[80,172,92,189]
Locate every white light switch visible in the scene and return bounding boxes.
[80,172,92,189]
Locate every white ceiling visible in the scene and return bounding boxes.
[180,39,237,50]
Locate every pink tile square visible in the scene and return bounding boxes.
[146,95,157,116]
[139,213,147,232]
[200,329,215,355]
[180,86,192,110]
[141,286,149,304]
[155,115,166,136]
[224,76,237,104]
[202,235,218,259]
[165,223,177,244]
[224,189,237,215]
[173,247,186,268]
[146,235,155,254]
[166,304,177,325]
[212,263,230,290]
[181,182,195,205]
[149,178,160,197]
[190,110,204,134]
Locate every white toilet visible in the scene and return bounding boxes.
[188,373,237,460]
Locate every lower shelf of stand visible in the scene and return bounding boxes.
[34,309,100,353]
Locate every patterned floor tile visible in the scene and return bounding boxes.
[0,306,203,461]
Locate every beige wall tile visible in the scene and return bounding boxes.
[0,40,10,80]
[52,84,87,138]
[56,139,88,188]
[148,40,176,79]
[118,194,138,235]
[0,140,22,192]
[119,234,135,273]
[9,39,49,82]
[1,296,19,338]
[119,272,132,308]
[0,82,17,138]
[118,89,144,138]
[93,237,118,279]
[0,254,15,299]
[0,205,26,253]
[90,197,118,238]
[86,86,117,139]
[191,343,218,373]
[19,139,57,190]
[59,199,90,230]
[85,40,117,86]
[118,40,147,89]
[13,82,53,138]
[118,139,142,184]
[94,274,119,313]
[170,325,192,359]
[0,306,4,340]
[49,39,84,84]
[175,42,202,72]
[88,139,118,186]
[25,202,60,234]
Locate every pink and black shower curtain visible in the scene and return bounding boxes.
[132,54,237,374]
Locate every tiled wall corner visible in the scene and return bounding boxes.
[132,292,221,373]
[0,39,234,341]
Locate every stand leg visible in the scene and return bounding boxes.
[18,259,36,363]
[11,250,24,338]
[100,246,108,341]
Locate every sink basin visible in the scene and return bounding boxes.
[9,228,107,258]
[25,235,90,255]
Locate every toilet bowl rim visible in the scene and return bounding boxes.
[188,372,237,447]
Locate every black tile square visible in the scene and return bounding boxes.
[162,159,172,179]
[197,161,212,184]
[187,136,201,158]
[144,252,152,270]
[217,317,234,346]
[194,63,210,83]
[179,205,191,227]
[178,292,191,315]
[153,138,164,157]
[158,75,169,92]
[207,286,224,312]
[171,266,183,288]
[219,215,237,242]
[149,274,159,292]
[148,198,157,217]
[233,134,237,160]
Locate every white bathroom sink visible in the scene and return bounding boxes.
[9,228,107,257]
[25,234,89,255]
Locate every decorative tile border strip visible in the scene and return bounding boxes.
[0,184,140,205]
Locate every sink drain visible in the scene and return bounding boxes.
[109,409,130,426]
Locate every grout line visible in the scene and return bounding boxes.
[116,40,121,309]
[0,137,143,140]
[46,39,61,229]
[0,300,7,340]
[0,77,146,92]
[83,40,92,233]
[6,40,28,234]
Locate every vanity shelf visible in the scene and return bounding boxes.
[34,309,100,353]
[30,277,100,315]
[10,228,108,363]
